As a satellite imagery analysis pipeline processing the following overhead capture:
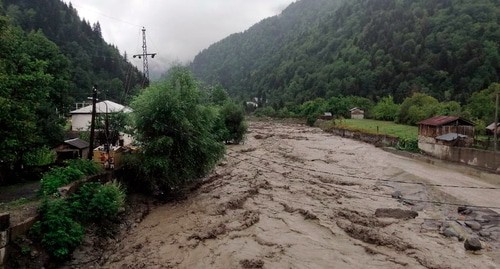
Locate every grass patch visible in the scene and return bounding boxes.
[332,119,418,140]
[0,197,39,211]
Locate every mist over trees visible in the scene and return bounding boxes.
[191,0,500,109]
[2,0,144,106]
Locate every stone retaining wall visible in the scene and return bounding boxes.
[326,127,400,147]
[0,213,9,268]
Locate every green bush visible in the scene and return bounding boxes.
[88,181,125,221]
[68,182,101,222]
[396,138,419,152]
[31,198,84,260]
[22,146,56,166]
[254,106,276,117]
[306,115,317,126]
[32,181,126,260]
[275,107,296,118]
[39,167,84,196]
[397,93,440,125]
[372,96,400,121]
[219,102,247,144]
[70,181,125,222]
[66,159,102,176]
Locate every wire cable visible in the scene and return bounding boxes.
[228,152,500,190]
[226,152,500,210]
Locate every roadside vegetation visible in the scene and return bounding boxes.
[31,180,125,260]
[12,159,125,262]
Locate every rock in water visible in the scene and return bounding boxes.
[375,208,418,220]
[464,237,482,251]
[443,228,459,238]
[391,191,402,199]
[465,221,481,231]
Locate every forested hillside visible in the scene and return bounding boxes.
[0,0,143,182]
[2,0,143,104]
[191,0,500,106]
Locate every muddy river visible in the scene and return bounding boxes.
[76,120,500,268]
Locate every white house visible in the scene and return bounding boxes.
[70,100,133,145]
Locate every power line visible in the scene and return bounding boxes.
[68,1,142,28]
[228,152,500,190]
[225,152,500,210]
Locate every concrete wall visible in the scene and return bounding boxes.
[327,127,400,147]
[71,114,91,131]
[71,114,134,146]
[419,139,500,173]
[0,213,9,267]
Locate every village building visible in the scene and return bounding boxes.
[418,116,475,138]
[486,122,500,135]
[417,115,500,172]
[418,115,476,156]
[69,100,133,146]
[350,107,364,119]
[70,100,132,131]
[418,115,475,147]
[55,138,89,162]
[318,112,334,120]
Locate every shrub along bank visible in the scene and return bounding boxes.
[26,159,125,262]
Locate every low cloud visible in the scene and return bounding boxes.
[64,0,295,76]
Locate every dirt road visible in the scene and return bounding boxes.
[100,120,500,268]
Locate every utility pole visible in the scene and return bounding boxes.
[87,85,98,160]
[104,101,110,155]
[494,92,499,152]
[133,27,157,88]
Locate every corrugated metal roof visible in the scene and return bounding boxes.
[70,100,132,114]
[418,116,473,126]
[64,138,89,149]
[435,133,468,142]
[486,122,500,131]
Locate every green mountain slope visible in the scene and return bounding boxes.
[2,0,144,105]
[191,0,500,106]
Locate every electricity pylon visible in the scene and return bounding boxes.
[133,27,156,88]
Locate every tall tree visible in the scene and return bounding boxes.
[0,17,68,175]
[129,68,225,193]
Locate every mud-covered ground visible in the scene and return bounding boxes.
[72,120,500,269]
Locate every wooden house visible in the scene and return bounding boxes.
[55,138,89,162]
[350,107,364,119]
[418,116,475,148]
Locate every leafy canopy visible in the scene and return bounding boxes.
[130,68,225,192]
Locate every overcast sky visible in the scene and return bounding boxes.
[63,0,295,77]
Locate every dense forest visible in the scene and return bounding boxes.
[0,0,143,182]
[191,0,500,106]
[2,0,144,104]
